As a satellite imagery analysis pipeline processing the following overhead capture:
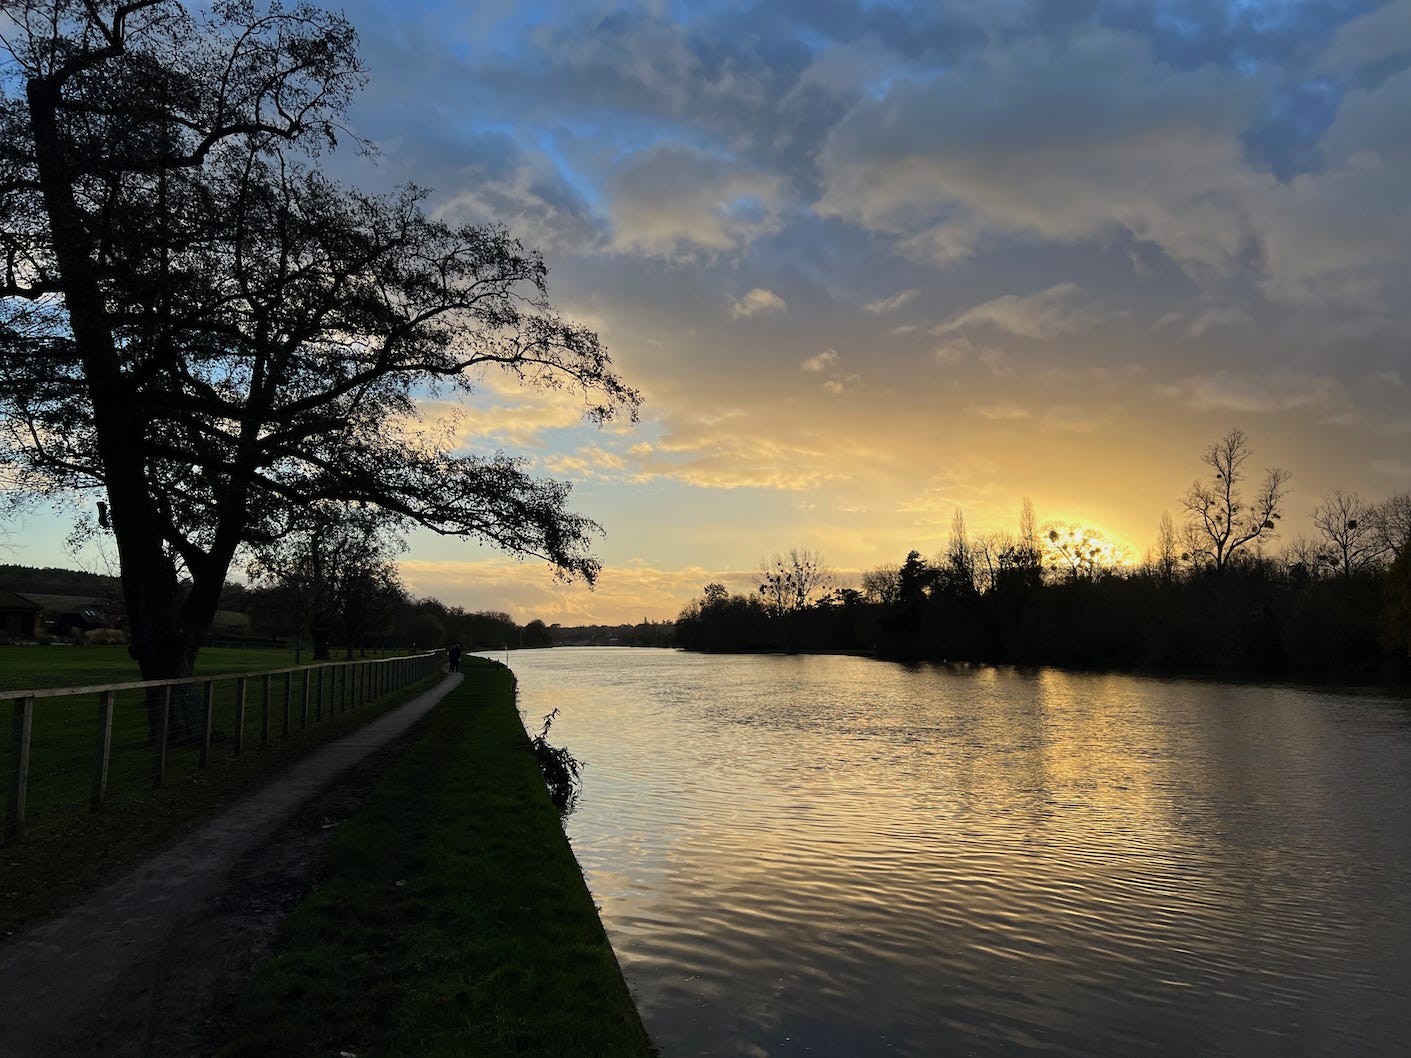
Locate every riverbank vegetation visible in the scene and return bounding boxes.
[221,660,654,1058]
[679,431,1411,682]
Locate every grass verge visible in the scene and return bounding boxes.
[0,644,384,693]
[220,658,655,1058]
[0,673,441,937]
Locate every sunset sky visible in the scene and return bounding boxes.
[15,0,1411,624]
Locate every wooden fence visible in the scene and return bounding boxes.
[3,650,443,844]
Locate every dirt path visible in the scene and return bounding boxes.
[0,672,462,1058]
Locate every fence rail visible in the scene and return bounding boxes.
[3,651,443,845]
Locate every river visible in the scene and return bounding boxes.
[501,648,1411,1056]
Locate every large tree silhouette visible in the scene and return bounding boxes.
[1182,429,1290,574]
[0,1,639,687]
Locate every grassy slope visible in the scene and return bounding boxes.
[222,658,655,1058]
[0,644,392,692]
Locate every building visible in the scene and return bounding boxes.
[0,588,42,639]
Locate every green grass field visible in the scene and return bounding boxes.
[0,643,397,693]
[221,658,656,1058]
[1,644,442,934]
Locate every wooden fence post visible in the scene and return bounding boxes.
[234,676,248,757]
[301,669,310,727]
[155,685,173,787]
[282,672,292,737]
[90,690,114,811]
[315,668,324,722]
[199,681,214,768]
[260,674,271,748]
[5,695,34,844]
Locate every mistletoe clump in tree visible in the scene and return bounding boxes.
[0,1,640,706]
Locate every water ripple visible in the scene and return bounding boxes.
[505,649,1411,1057]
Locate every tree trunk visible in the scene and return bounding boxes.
[310,620,332,661]
[120,543,204,742]
[29,75,204,742]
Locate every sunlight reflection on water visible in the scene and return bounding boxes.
[502,648,1411,1057]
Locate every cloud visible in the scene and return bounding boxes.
[429,134,603,254]
[1371,457,1411,481]
[932,283,1106,341]
[816,26,1267,273]
[799,349,839,372]
[978,348,1012,375]
[812,17,1411,322]
[895,460,1007,529]
[971,402,1030,421]
[1040,405,1108,433]
[397,556,739,624]
[1156,371,1351,417]
[799,349,857,393]
[1367,370,1406,391]
[608,146,786,259]
[933,341,969,365]
[414,371,614,451]
[1320,0,1411,70]
[731,287,788,319]
[1251,68,1411,313]
[864,289,919,314]
[542,445,631,481]
[1154,305,1256,339]
[632,409,892,491]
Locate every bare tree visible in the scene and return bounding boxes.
[1311,490,1385,578]
[247,504,406,661]
[861,563,901,605]
[1280,534,1328,580]
[989,498,1043,592]
[942,508,979,596]
[1019,497,1038,557]
[1370,492,1411,559]
[1182,429,1290,573]
[1042,521,1126,582]
[1149,510,1180,584]
[756,548,831,616]
[973,530,1013,595]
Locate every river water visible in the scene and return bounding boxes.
[502,648,1411,1056]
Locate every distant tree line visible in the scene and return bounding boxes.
[549,620,676,647]
[0,560,572,659]
[677,430,1411,682]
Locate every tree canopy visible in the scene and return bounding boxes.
[0,1,639,680]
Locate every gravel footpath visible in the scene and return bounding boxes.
[0,672,462,1058]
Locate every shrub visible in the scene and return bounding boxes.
[82,627,130,646]
[529,709,583,814]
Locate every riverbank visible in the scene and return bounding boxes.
[675,642,1411,697]
[219,658,654,1058]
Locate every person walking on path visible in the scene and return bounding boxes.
[448,641,462,672]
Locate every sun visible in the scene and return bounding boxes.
[1042,521,1135,579]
